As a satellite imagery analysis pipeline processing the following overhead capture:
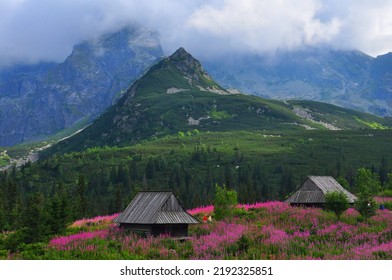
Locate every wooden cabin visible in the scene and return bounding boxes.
[113,191,199,237]
[285,176,357,207]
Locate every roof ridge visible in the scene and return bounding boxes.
[286,175,357,204]
[138,190,174,193]
[114,191,200,224]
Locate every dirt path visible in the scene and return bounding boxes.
[0,127,86,171]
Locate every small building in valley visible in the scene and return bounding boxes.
[114,191,199,237]
[285,176,357,207]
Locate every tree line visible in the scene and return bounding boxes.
[0,146,391,251]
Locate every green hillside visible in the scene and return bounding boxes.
[45,48,391,156]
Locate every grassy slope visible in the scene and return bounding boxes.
[45,90,392,156]
[289,100,392,129]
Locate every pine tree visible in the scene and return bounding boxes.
[20,192,46,243]
[379,156,389,186]
[113,185,124,213]
[109,166,118,184]
[76,174,87,218]
[0,184,6,230]
[224,165,233,188]
[130,159,139,180]
[45,191,68,235]
[145,157,155,179]
[118,164,130,187]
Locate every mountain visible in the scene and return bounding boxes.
[203,48,392,116]
[47,48,392,155]
[366,52,392,111]
[0,27,163,146]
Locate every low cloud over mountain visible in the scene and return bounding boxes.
[1,0,391,66]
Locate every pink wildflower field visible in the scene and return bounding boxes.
[41,202,392,260]
[375,196,392,204]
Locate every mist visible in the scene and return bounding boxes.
[0,0,391,66]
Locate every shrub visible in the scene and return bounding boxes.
[233,207,249,218]
[325,191,349,219]
[237,234,252,253]
[355,197,378,220]
[379,190,392,197]
[2,229,29,253]
[383,201,392,211]
[354,168,380,219]
[213,184,238,221]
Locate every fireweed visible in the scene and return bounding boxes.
[69,213,120,229]
[375,196,392,204]
[43,202,392,260]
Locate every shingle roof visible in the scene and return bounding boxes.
[113,191,199,224]
[285,176,357,204]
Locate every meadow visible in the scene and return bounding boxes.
[8,200,392,260]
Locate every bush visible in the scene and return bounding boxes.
[233,207,249,218]
[214,184,238,221]
[379,190,392,197]
[237,234,252,253]
[2,229,28,253]
[355,197,378,220]
[18,243,47,260]
[325,191,349,219]
[383,201,392,211]
[354,168,380,219]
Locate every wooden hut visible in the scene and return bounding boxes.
[113,191,199,237]
[285,176,357,207]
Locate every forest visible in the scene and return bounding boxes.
[1,129,392,254]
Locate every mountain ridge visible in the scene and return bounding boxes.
[203,48,392,116]
[2,26,392,147]
[46,48,392,155]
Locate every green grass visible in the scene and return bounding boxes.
[0,157,10,168]
[209,108,233,120]
[353,116,389,129]
[289,100,392,129]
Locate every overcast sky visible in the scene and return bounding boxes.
[1,0,391,66]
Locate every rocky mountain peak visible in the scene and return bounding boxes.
[161,47,206,80]
[169,47,197,62]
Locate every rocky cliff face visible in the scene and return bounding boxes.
[366,52,392,114]
[0,27,163,146]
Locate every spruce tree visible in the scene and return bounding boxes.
[76,174,87,218]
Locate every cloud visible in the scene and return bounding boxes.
[0,0,391,66]
[328,0,392,56]
[182,0,342,56]
[180,0,392,58]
